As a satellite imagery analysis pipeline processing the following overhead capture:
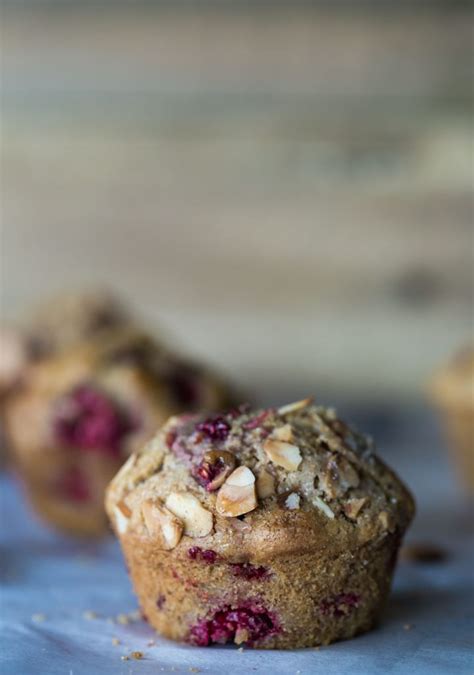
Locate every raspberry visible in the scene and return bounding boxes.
[320,593,360,618]
[230,563,270,581]
[196,416,230,441]
[188,547,219,564]
[190,605,278,646]
[53,384,137,457]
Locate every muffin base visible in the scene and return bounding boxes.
[121,532,400,649]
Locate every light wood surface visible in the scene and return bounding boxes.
[1,5,472,401]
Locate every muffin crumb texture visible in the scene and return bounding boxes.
[106,398,415,649]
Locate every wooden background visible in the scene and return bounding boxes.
[1,4,473,402]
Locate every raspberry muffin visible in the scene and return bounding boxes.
[106,398,414,649]
[430,346,474,492]
[5,331,231,536]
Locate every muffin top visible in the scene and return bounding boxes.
[430,345,474,411]
[106,398,415,561]
[6,330,230,459]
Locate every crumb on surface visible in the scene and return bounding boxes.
[82,610,97,620]
[404,623,414,631]
[31,613,46,622]
[112,637,120,646]
[131,651,144,660]
[116,613,130,625]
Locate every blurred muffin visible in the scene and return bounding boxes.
[0,290,133,465]
[106,398,414,648]
[430,346,474,493]
[0,290,131,393]
[5,331,231,536]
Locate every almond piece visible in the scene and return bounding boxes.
[165,492,213,538]
[263,439,302,472]
[284,492,300,510]
[343,497,368,520]
[272,424,294,443]
[378,510,395,532]
[256,468,276,499]
[141,499,183,549]
[312,495,335,519]
[216,466,257,517]
[114,500,132,535]
[277,397,313,416]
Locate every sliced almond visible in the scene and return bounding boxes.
[343,497,368,520]
[141,499,183,549]
[114,500,132,535]
[256,468,276,499]
[378,510,395,532]
[312,495,335,519]
[277,397,313,416]
[272,424,294,443]
[263,439,302,472]
[165,492,213,538]
[216,466,257,517]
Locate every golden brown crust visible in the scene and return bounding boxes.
[106,399,414,648]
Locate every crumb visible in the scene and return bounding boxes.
[238,647,244,653]
[403,623,414,631]
[82,610,97,620]
[314,646,320,651]
[121,655,129,661]
[131,651,144,660]
[112,638,120,646]
[116,613,130,625]
[188,669,200,673]
[31,613,46,622]
[147,640,156,647]
[400,543,447,564]
[128,609,141,621]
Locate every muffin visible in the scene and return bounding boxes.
[2,290,131,383]
[0,290,132,465]
[106,398,414,649]
[5,331,231,536]
[430,346,474,492]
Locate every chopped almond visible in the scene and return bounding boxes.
[141,499,183,549]
[256,468,276,499]
[343,497,368,520]
[165,492,213,538]
[277,397,313,416]
[216,466,257,517]
[263,439,302,472]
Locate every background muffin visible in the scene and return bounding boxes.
[106,398,414,649]
[430,346,474,493]
[5,330,231,536]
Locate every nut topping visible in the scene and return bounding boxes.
[277,397,313,416]
[263,439,302,472]
[141,499,183,549]
[165,492,213,538]
[114,500,132,535]
[216,466,257,517]
[194,450,236,491]
[378,510,395,532]
[256,468,276,499]
[319,455,360,499]
[271,424,294,443]
[343,497,368,520]
[312,495,335,519]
